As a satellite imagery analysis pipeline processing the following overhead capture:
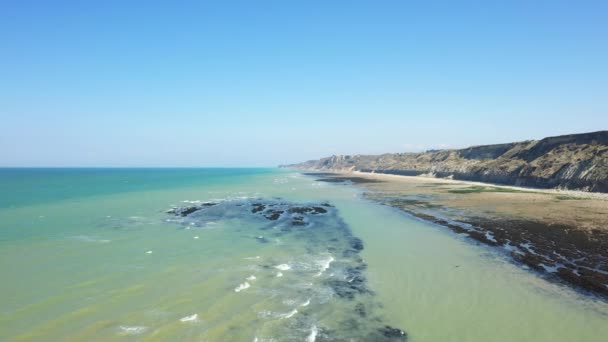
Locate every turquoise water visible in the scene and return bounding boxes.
[0,168,607,341]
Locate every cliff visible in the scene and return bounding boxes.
[282,131,608,193]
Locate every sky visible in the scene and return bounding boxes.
[1,0,607,167]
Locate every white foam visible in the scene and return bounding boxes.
[275,264,291,271]
[245,256,261,260]
[282,309,298,319]
[145,250,153,254]
[194,236,199,239]
[276,272,283,277]
[235,282,251,292]
[247,275,257,281]
[283,298,297,305]
[306,325,318,342]
[179,313,199,322]
[300,298,311,307]
[118,325,148,335]
[314,256,334,277]
[257,310,274,318]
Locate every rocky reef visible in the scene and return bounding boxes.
[370,194,608,298]
[167,198,408,341]
[282,131,608,193]
[302,170,608,300]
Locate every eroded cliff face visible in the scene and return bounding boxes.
[282,131,608,193]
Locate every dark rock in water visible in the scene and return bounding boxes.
[292,216,306,226]
[264,210,283,221]
[343,249,358,258]
[288,206,312,214]
[168,206,201,216]
[286,206,329,215]
[350,237,364,251]
[167,202,217,216]
[312,206,328,214]
[376,325,408,341]
[326,279,359,299]
[166,197,409,341]
[355,303,367,317]
[467,230,498,246]
[251,203,266,213]
[325,273,369,300]
[353,262,367,271]
[557,267,608,295]
[288,206,306,214]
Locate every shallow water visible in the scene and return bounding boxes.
[0,168,606,341]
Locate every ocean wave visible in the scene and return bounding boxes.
[276,272,283,277]
[275,264,291,271]
[118,325,148,335]
[247,275,257,281]
[281,309,298,319]
[257,308,298,321]
[306,325,318,342]
[314,255,334,277]
[235,282,251,292]
[179,313,199,323]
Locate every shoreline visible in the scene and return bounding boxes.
[352,171,608,200]
[300,170,608,299]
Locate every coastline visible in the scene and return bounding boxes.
[301,170,608,298]
[353,171,608,200]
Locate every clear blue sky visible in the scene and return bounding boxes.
[1,1,607,167]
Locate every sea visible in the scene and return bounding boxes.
[0,168,607,341]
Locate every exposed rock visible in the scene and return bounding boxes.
[350,237,364,251]
[166,197,409,339]
[376,325,408,340]
[167,204,217,217]
[251,203,266,213]
[282,131,608,193]
[263,209,283,221]
[373,195,608,297]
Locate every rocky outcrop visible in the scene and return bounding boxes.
[281,131,608,193]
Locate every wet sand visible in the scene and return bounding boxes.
[304,171,608,298]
